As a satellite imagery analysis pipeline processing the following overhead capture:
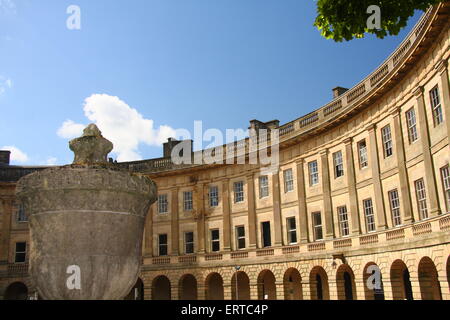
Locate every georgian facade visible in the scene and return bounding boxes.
[0,3,449,300]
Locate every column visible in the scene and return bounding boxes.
[171,188,179,255]
[409,274,422,300]
[249,282,259,300]
[320,150,335,239]
[301,280,311,300]
[195,183,206,253]
[344,138,362,234]
[435,59,450,145]
[246,173,257,249]
[272,171,283,246]
[328,278,338,300]
[367,124,388,229]
[295,159,309,243]
[171,284,179,300]
[197,283,206,300]
[275,281,284,300]
[144,205,154,256]
[143,278,152,300]
[415,86,441,217]
[0,199,12,263]
[354,278,366,300]
[222,179,231,251]
[382,277,394,300]
[391,107,414,223]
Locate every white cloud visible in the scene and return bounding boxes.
[0,0,16,14]
[45,157,58,166]
[1,146,28,163]
[0,76,12,96]
[57,120,85,139]
[57,94,176,162]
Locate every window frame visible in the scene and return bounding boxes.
[235,225,246,250]
[158,234,168,256]
[441,165,450,213]
[283,169,294,193]
[337,206,350,237]
[312,212,323,241]
[286,217,298,245]
[184,231,194,255]
[209,186,219,207]
[358,140,368,169]
[333,151,344,178]
[259,175,269,199]
[14,242,27,264]
[233,181,244,203]
[405,108,418,144]
[363,199,376,233]
[308,161,319,186]
[17,204,27,222]
[388,189,402,227]
[415,178,428,220]
[381,125,393,158]
[430,85,443,127]
[210,229,220,252]
[157,194,169,214]
[183,191,193,211]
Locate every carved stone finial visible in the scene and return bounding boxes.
[69,124,114,164]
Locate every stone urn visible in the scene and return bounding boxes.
[16,124,157,300]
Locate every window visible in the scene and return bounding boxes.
[405,108,418,143]
[184,232,194,254]
[211,229,220,252]
[283,169,294,193]
[183,191,193,211]
[415,178,428,220]
[234,181,244,203]
[358,140,368,168]
[14,242,26,263]
[312,212,323,241]
[259,176,269,198]
[430,86,443,126]
[441,165,450,212]
[209,186,219,207]
[333,151,344,178]
[363,199,376,232]
[308,161,319,186]
[381,125,393,158]
[337,206,349,237]
[287,217,297,244]
[158,234,168,256]
[261,221,272,247]
[235,226,246,250]
[157,194,168,214]
[17,204,27,222]
[388,189,402,227]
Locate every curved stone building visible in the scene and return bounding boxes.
[0,3,449,300]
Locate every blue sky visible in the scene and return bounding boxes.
[0,0,421,165]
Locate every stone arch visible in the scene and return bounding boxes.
[336,264,357,300]
[4,282,28,300]
[257,269,277,300]
[418,256,442,300]
[309,266,329,300]
[124,277,144,300]
[205,272,224,300]
[283,267,303,300]
[179,274,198,300]
[231,271,250,300]
[390,259,413,300]
[151,275,171,300]
[363,262,385,300]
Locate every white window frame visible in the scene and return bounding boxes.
[209,186,219,207]
[234,181,244,203]
[441,165,450,213]
[308,161,319,186]
[184,231,194,254]
[381,125,393,158]
[363,199,376,232]
[388,189,402,227]
[358,140,368,169]
[283,169,294,193]
[157,194,168,214]
[235,225,246,250]
[286,217,297,244]
[337,206,350,237]
[158,234,168,256]
[430,86,443,126]
[405,108,418,143]
[14,242,27,263]
[415,178,428,220]
[211,229,220,252]
[183,191,193,211]
[259,175,269,199]
[333,151,344,178]
[312,212,323,241]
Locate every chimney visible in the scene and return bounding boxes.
[0,150,11,166]
[332,87,349,99]
[163,138,193,158]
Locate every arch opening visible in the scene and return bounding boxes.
[179,274,198,300]
[152,275,171,300]
[257,270,277,300]
[336,265,356,300]
[418,257,442,300]
[283,268,303,300]
[124,278,144,300]
[4,282,28,300]
[309,266,329,300]
[205,273,224,300]
[390,260,413,300]
[231,271,250,300]
[363,263,385,300]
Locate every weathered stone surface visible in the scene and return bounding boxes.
[15,125,157,300]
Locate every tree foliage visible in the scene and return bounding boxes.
[314,0,445,42]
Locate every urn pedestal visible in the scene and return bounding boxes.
[16,124,157,300]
